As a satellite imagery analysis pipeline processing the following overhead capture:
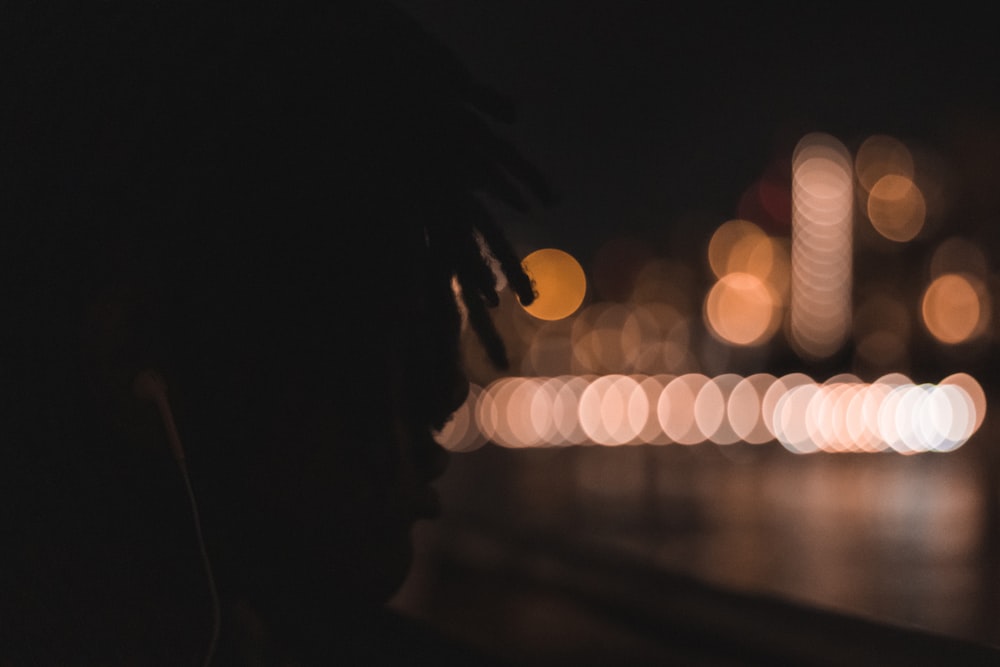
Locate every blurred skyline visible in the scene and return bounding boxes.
[395,2,1000,387]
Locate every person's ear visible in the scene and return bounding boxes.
[79,293,170,456]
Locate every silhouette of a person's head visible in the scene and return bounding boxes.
[0,1,545,663]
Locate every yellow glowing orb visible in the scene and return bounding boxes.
[922,273,986,344]
[520,248,587,321]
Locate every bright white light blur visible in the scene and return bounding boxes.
[528,377,560,445]
[464,373,983,454]
[775,383,821,454]
[878,384,910,454]
[761,372,815,438]
[926,384,974,452]
[579,375,614,445]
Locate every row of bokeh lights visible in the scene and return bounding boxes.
[469,131,992,381]
[436,372,985,455]
[450,131,992,453]
[702,131,990,352]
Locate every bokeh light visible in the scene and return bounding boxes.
[790,132,854,359]
[696,373,742,445]
[941,372,987,433]
[728,373,777,444]
[704,272,780,346]
[855,134,914,193]
[930,237,989,280]
[922,273,988,344]
[458,373,982,454]
[708,219,769,279]
[520,248,587,321]
[867,174,926,242]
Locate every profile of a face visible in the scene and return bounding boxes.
[128,230,468,643]
[1,1,541,662]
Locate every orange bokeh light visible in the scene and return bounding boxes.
[704,272,780,346]
[867,174,926,242]
[922,273,987,344]
[520,248,587,321]
[854,134,914,193]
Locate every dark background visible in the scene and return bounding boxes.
[392,2,1000,266]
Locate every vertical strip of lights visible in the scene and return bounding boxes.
[790,133,854,359]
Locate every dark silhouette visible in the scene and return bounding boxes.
[0,1,545,664]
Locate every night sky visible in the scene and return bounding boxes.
[392,2,1000,270]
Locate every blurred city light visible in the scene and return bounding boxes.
[790,132,854,359]
[452,132,993,459]
[854,134,915,194]
[519,247,587,321]
[922,273,988,344]
[704,272,781,346]
[436,373,984,455]
[867,174,926,242]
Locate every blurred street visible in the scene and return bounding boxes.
[393,403,1000,664]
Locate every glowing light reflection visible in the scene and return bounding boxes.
[461,373,982,454]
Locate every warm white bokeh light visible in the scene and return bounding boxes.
[704,272,781,346]
[790,132,854,360]
[463,373,982,454]
[728,373,777,444]
[659,374,710,445]
[867,174,926,242]
[696,373,742,445]
[941,372,987,433]
[855,134,915,193]
[922,273,988,344]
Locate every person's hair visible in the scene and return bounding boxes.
[0,1,548,662]
[1,0,550,459]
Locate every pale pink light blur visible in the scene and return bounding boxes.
[855,134,915,193]
[728,373,777,444]
[463,373,982,454]
[790,133,853,360]
[941,372,987,433]
[761,372,815,439]
[659,374,711,445]
[554,375,593,445]
[697,373,742,445]
[775,383,822,454]
[867,174,926,242]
